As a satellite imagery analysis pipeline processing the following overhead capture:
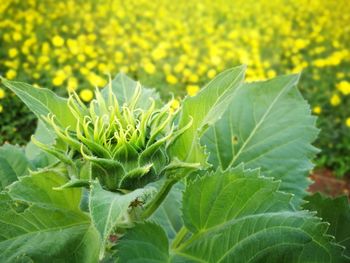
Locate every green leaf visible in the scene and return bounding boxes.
[1,78,76,129]
[117,222,169,263]
[8,169,82,210]
[174,166,345,262]
[25,120,57,167]
[89,181,155,256]
[0,170,99,262]
[168,65,246,166]
[150,181,184,239]
[0,144,30,190]
[303,193,350,259]
[101,72,160,109]
[201,74,318,206]
[117,167,345,262]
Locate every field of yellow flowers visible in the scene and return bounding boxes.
[0,0,350,175]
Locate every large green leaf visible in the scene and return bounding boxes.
[1,78,76,129]
[304,193,350,259]
[101,72,160,109]
[89,181,155,256]
[0,144,31,190]
[201,74,318,205]
[117,166,345,262]
[0,170,99,262]
[168,65,246,165]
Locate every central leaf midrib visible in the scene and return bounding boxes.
[227,77,296,168]
[175,217,329,263]
[176,211,300,252]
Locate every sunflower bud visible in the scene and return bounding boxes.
[37,79,195,191]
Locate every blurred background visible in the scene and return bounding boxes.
[0,0,349,195]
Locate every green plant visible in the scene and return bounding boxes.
[0,95,36,145]
[0,66,349,262]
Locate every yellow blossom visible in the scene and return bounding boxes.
[8,48,18,58]
[152,48,166,61]
[211,56,221,65]
[313,59,325,68]
[12,32,22,41]
[0,104,3,113]
[38,56,49,65]
[337,81,350,95]
[5,69,17,80]
[120,66,129,73]
[143,62,156,75]
[84,46,95,57]
[330,94,341,106]
[189,74,199,83]
[79,89,93,102]
[67,77,78,91]
[0,88,5,99]
[98,63,109,73]
[174,63,184,73]
[52,35,65,47]
[80,67,90,75]
[166,74,178,84]
[52,76,65,86]
[78,54,86,63]
[114,51,124,63]
[313,106,322,115]
[207,69,217,79]
[346,117,350,127]
[67,39,79,54]
[88,73,107,87]
[267,69,277,78]
[170,98,180,110]
[186,85,200,96]
[52,70,67,86]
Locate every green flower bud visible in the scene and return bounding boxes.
[37,79,195,191]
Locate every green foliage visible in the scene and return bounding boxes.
[1,78,77,129]
[202,74,319,206]
[303,193,350,259]
[150,181,184,239]
[120,167,345,262]
[315,115,350,177]
[0,144,31,190]
[0,170,99,263]
[168,66,245,166]
[89,181,155,257]
[0,67,348,261]
[0,95,36,146]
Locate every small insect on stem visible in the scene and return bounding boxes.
[129,197,145,208]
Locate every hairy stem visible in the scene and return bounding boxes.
[171,226,189,249]
[141,178,177,219]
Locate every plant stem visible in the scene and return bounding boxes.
[141,178,177,219]
[171,226,189,249]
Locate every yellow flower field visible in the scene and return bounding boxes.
[0,0,350,174]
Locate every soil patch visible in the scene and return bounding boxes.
[309,168,350,199]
